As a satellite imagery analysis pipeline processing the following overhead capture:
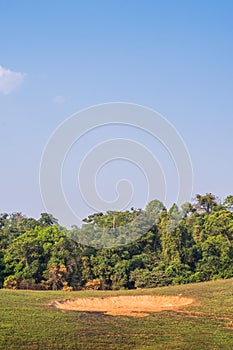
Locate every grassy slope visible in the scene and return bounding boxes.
[0,279,232,350]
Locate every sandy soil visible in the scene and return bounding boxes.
[52,294,194,317]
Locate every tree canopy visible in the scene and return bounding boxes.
[0,194,233,290]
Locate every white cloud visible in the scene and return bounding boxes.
[0,65,25,95]
[53,95,65,105]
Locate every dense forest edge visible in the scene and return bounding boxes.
[0,193,233,290]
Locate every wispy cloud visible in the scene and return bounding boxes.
[0,65,25,95]
[53,95,65,105]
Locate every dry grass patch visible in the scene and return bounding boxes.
[51,294,194,317]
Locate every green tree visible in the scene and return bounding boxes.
[223,195,233,212]
[195,193,218,214]
[4,225,81,289]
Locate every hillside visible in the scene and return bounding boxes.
[0,279,232,349]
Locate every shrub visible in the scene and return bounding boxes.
[85,278,101,290]
[3,275,18,289]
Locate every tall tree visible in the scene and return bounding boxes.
[195,193,218,214]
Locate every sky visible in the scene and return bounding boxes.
[0,0,233,226]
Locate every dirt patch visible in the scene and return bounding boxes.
[51,294,194,317]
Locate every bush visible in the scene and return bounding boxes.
[130,268,170,288]
[3,275,18,289]
[62,282,73,291]
[85,278,101,290]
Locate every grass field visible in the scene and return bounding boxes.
[0,279,232,350]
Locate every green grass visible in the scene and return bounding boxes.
[0,279,232,349]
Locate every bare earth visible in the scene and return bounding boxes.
[52,295,194,317]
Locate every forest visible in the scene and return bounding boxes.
[0,193,233,291]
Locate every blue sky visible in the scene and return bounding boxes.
[0,0,233,225]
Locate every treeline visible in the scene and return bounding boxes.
[0,193,233,290]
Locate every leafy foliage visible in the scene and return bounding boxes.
[0,193,233,290]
